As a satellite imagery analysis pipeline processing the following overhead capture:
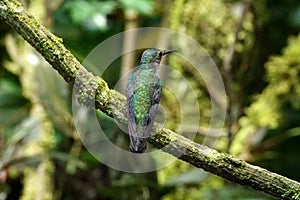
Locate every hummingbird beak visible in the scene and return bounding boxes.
[161,49,177,56]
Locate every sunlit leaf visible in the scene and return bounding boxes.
[56,0,117,31]
[119,0,154,15]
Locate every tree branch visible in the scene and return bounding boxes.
[0,0,300,199]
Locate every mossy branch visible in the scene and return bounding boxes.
[1,0,300,199]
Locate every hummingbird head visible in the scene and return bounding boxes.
[140,48,177,65]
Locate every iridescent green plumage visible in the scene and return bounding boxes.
[130,68,161,126]
[126,48,176,153]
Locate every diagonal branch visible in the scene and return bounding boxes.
[0,0,300,199]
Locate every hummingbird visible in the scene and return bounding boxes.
[126,48,176,153]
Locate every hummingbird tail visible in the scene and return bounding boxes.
[129,137,148,153]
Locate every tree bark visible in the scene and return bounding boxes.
[0,0,300,199]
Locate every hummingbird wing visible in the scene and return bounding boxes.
[143,81,162,140]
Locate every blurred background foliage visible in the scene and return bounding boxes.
[0,0,300,199]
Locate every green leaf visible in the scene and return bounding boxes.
[119,0,154,15]
[164,168,209,186]
[0,79,29,125]
[6,117,41,145]
[59,0,117,30]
